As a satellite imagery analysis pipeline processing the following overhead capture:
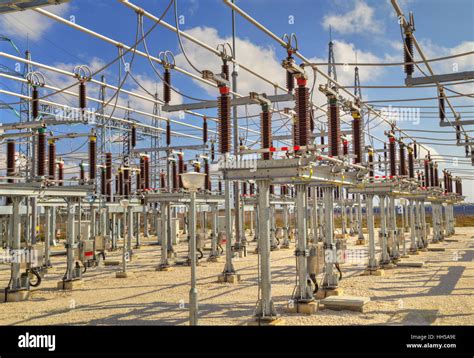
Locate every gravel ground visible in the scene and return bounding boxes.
[0,227,472,326]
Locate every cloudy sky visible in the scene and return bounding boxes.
[0,0,473,199]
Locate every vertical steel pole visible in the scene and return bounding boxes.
[159,202,169,268]
[10,197,22,290]
[189,191,198,325]
[222,178,235,275]
[322,187,338,289]
[44,206,51,267]
[366,194,377,270]
[66,200,76,281]
[357,193,364,241]
[409,199,417,252]
[295,183,312,301]
[209,203,219,259]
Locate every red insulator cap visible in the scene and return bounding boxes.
[296,78,307,87]
[219,86,230,95]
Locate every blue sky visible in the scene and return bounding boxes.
[0,0,473,199]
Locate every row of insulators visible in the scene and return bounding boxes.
[404,32,414,76]
[295,78,310,150]
[218,87,231,154]
[328,95,341,157]
[261,110,272,160]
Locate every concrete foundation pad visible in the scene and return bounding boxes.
[408,250,419,255]
[428,247,446,252]
[355,239,366,245]
[287,301,318,314]
[4,289,30,302]
[217,273,241,284]
[247,317,285,326]
[420,248,428,252]
[319,295,370,312]
[207,257,220,263]
[115,271,134,278]
[156,266,173,272]
[400,254,410,258]
[315,287,344,299]
[396,261,424,268]
[57,279,84,290]
[381,263,396,269]
[362,269,385,277]
[103,260,121,266]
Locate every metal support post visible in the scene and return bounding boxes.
[209,203,219,260]
[159,202,170,269]
[389,196,400,260]
[189,190,198,325]
[366,194,377,270]
[322,187,339,289]
[357,193,364,241]
[409,199,417,253]
[222,179,236,275]
[380,196,390,264]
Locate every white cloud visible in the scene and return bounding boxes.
[322,1,384,35]
[0,3,70,41]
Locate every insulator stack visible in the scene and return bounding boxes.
[115,174,119,195]
[352,111,362,164]
[172,161,178,191]
[139,156,145,191]
[79,82,87,112]
[101,167,106,195]
[166,121,171,146]
[48,139,56,181]
[89,135,97,181]
[211,142,215,162]
[342,139,349,156]
[242,182,247,195]
[424,158,430,187]
[404,32,414,76]
[218,181,222,194]
[123,168,130,197]
[218,87,231,154]
[368,148,374,182]
[295,78,309,149]
[58,160,64,187]
[221,62,230,81]
[458,179,463,196]
[439,90,445,122]
[408,145,414,178]
[79,162,85,184]
[178,154,184,188]
[203,116,208,144]
[250,182,255,195]
[160,171,166,190]
[118,169,124,197]
[32,87,39,119]
[286,55,295,93]
[414,142,418,159]
[449,173,453,193]
[328,96,341,157]
[270,185,274,195]
[106,153,112,201]
[6,140,15,183]
[144,156,150,190]
[309,109,315,133]
[204,159,210,191]
[429,161,435,187]
[131,125,137,148]
[136,171,141,193]
[434,163,439,187]
[388,135,397,177]
[443,171,448,193]
[164,68,171,104]
[261,109,272,160]
[399,143,407,176]
[37,127,46,177]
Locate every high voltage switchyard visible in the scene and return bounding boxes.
[0,0,473,337]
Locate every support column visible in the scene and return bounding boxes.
[9,197,25,291]
[281,204,290,248]
[208,203,219,261]
[158,202,170,270]
[254,179,278,321]
[127,206,133,259]
[356,194,365,244]
[379,196,390,265]
[409,199,418,254]
[135,211,141,248]
[364,194,378,272]
[420,201,427,248]
[143,204,149,238]
[189,190,198,325]
[389,196,400,260]
[44,206,52,267]
[111,213,117,250]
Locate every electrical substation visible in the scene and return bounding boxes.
[0,0,473,328]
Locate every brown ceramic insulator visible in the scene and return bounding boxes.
[37,128,46,177]
[429,161,435,187]
[144,156,150,190]
[6,140,15,183]
[118,170,123,196]
[136,172,141,193]
[48,140,56,181]
[352,113,362,164]
[204,159,210,191]
[342,139,348,156]
[404,33,414,76]
[221,63,230,81]
[32,87,39,119]
[218,180,222,194]
[270,185,274,195]
[286,70,294,93]
[250,182,255,195]
[434,164,439,187]
[211,142,215,161]
[399,144,407,176]
[218,94,231,154]
[389,136,396,177]
[105,152,112,201]
[261,111,272,160]
[424,159,430,187]
[131,126,137,148]
[89,136,96,180]
[368,149,374,182]
[164,68,171,104]
[295,85,309,148]
[101,168,106,195]
[328,97,341,157]
[178,154,184,188]
[123,168,130,197]
[166,121,171,146]
[160,171,166,190]
[172,161,178,191]
[79,82,87,110]
[139,156,145,191]
[203,116,208,144]
[242,182,247,195]
[58,162,64,187]
[459,179,463,196]
[408,147,414,178]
